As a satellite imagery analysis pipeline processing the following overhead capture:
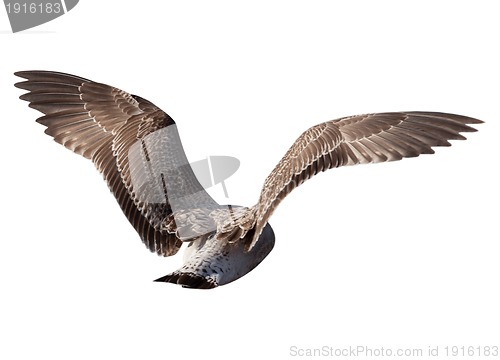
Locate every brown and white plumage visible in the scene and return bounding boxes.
[15,70,482,289]
[218,112,483,251]
[15,70,209,257]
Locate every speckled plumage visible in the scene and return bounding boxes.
[16,70,482,289]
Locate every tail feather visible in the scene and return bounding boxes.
[154,271,218,289]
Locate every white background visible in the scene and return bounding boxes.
[1,1,498,359]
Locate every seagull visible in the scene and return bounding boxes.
[15,70,483,289]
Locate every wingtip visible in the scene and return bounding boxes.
[14,71,43,91]
[18,93,31,101]
[14,71,31,90]
[468,117,485,125]
[14,70,38,79]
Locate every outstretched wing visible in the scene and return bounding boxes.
[218,111,482,250]
[15,70,219,256]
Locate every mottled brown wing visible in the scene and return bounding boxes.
[218,112,482,250]
[15,70,217,256]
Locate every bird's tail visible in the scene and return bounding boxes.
[154,271,218,289]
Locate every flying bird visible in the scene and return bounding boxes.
[15,71,482,289]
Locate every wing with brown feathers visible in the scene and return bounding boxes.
[15,70,218,256]
[218,111,482,250]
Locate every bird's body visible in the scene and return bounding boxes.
[15,70,482,289]
[157,220,275,288]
